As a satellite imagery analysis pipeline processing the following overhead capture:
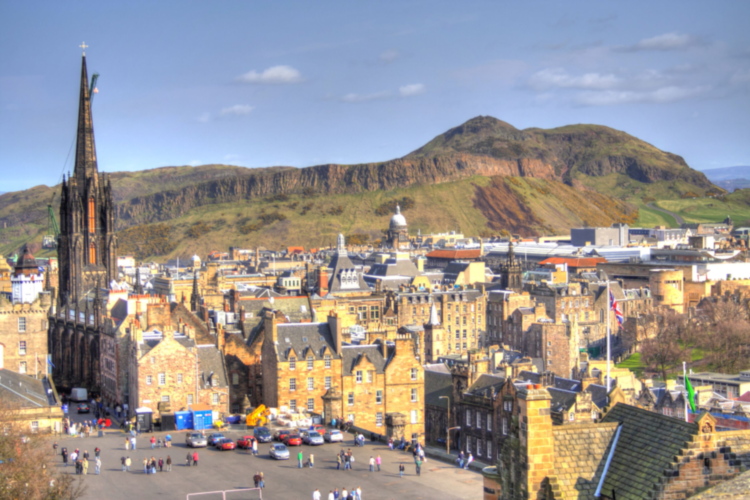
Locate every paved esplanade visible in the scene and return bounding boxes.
[51,424,483,499]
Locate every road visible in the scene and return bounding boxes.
[54,411,484,500]
[646,202,685,225]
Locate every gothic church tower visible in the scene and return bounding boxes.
[57,53,117,306]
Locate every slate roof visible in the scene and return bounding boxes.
[424,368,453,408]
[585,384,610,410]
[599,403,698,500]
[465,374,505,398]
[551,422,619,499]
[140,333,196,354]
[548,387,578,413]
[327,250,371,293]
[275,322,338,361]
[0,370,58,408]
[197,345,229,389]
[341,344,389,375]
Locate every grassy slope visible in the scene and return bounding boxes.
[655,192,750,224]
[120,177,494,260]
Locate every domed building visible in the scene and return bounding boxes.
[386,205,411,250]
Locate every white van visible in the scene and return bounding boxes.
[70,387,88,402]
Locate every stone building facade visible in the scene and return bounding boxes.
[254,310,425,440]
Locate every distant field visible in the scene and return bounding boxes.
[656,197,750,224]
[635,204,678,228]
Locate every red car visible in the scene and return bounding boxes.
[283,434,303,446]
[274,430,292,442]
[215,438,236,450]
[236,435,257,449]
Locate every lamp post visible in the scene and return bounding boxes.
[439,395,451,454]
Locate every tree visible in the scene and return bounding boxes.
[699,297,750,373]
[640,312,689,381]
[0,402,85,500]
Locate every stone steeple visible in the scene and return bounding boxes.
[57,53,117,306]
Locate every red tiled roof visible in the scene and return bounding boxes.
[738,391,750,402]
[539,257,606,268]
[426,249,482,259]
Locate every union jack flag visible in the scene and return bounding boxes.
[610,290,624,329]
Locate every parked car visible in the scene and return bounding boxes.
[215,437,236,451]
[76,403,90,414]
[236,435,257,449]
[283,433,303,446]
[301,431,324,446]
[186,432,208,448]
[207,433,225,446]
[323,429,344,443]
[269,443,290,460]
[254,426,273,443]
[274,429,292,442]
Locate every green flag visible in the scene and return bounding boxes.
[684,374,696,413]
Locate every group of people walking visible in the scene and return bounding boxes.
[60,446,102,475]
[313,486,363,500]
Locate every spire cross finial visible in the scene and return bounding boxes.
[79,42,89,54]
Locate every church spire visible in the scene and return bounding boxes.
[74,51,99,192]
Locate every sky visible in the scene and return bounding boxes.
[2,1,750,192]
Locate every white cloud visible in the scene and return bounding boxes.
[340,91,392,103]
[236,65,303,84]
[623,33,699,52]
[197,112,211,123]
[529,68,619,90]
[399,83,426,97]
[379,49,400,63]
[220,104,255,116]
[574,86,707,106]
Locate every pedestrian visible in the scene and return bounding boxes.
[94,447,101,458]
[309,453,315,468]
[158,457,164,472]
[150,435,156,449]
[125,456,131,472]
[252,439,258,456]
[192,451,199,466]
[158,438,163,448]
[328,490,335,500]
[121,456,127,472]
[125,438,130,451]
[95,457,101,475]
[259,471,265,489]
[186,452,192,466]
[62,447,68,466]
[298,450,304,468]
[151,457,158,474]
[165,434,172,448]
[356,486,362,500]
[253,472,261,488]
[83,449,90,460]
[82,457,89,475]
[368,456,375,472]
[333,488,340,500]
[130,436,136,450]
[465,452,473,470]
[388,437,393,450]
[399,463,405,478]
[415,458,422,476]
[166,455,172,472]
[53,441,58,453]
[342,488,348,500]
[143,457,149,474]
[376,454,381,471]
[336,453,342,470]
[313,489,321,500]
[457,450,464,468]
[70,450,78,465]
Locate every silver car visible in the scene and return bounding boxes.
[186,432,208,448]
[302,431,324,446]
[323,429,344,443]
[269,443,290,460]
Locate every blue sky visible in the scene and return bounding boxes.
[2,1,749,192]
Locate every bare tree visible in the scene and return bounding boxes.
[0,401,86,500]
[640,312,689,381]
[697,297,750,374]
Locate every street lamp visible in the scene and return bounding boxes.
[439,395,451,454]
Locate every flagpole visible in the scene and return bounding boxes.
[606,280,611,393]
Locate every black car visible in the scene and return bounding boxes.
[77,403,90,414]
[253,426,273,443]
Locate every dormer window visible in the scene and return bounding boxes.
[307,356,314,370]
[289,356,296,370]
